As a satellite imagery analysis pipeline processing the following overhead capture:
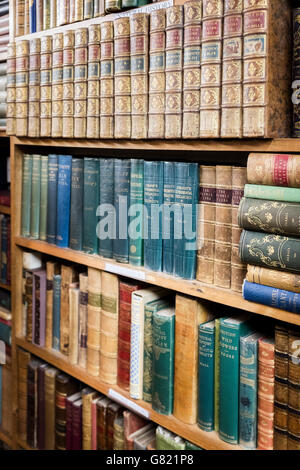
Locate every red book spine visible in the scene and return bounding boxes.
[72,401,82,450]
[258,338,275,450]
[66,397,73,450]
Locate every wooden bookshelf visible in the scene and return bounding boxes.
[17,439,36,451]
[0,282,10,291]
[0,205,10,215]
[0,429,13,448]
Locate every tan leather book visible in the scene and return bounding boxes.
[45,261,60,349]
[82,388,98,450]
[15,40,29,137]
[24,0,30,35]
[87,267,101,377]
[60,264,78,356]
[74,28,88,138]
[87,24,100,139]
[51,33,64,138]
[6,43,16,137]
[123,410,148,450]
[113,414,125,450]
[69,283,80,365]
[78,273,88,368]
[173,294,212,424]
[231,167,247,292]
[100,272,119,384]
[18,348,31,441]
[16,0,25,37]
[288,327,300,449]
[107,402,122,450]
[97,396,111,449]
[100,21,114,139]
[246,265,300,293]
[44,367,59,449]
[274,324,289,450]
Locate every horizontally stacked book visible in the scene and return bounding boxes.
[238,153,300,315]
[9,0,292,139]
[18,348,202,450]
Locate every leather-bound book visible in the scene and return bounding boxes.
[231,167,247,292]
[60,264,78,356]
[69,283,80,365]
[91,395,99,450]
[242,0,291,138]
[107,402,122,450]
[27,358,43,448]
[156,426,186,450]
[32,269,47,347]
[293,8,300,138]
[78,273,88,369]
[17,348,31,442]
[6,43,16,136]
[182,0,202,138]
[257,337,275,450]
[40,36,52,137]
[87,267,101,377]
[25,0,30,34]
[66,391,82,450]
[288,327,300,450]
[164,5,183,139]
[74,28,88,138]
[247,153,300,188]
[123,410,148,450]
[87,24,100,139]
[15,40,29,137]
[57,0,69,26]
[43,0,51,30]
[130,13,149,139]
[72,398,83,450]
[214,166,232,289]
[74,0,84,22]
[44,367,58,450]
[173,294,212,424]
[200,0,223,138]
[96,396,111,449]
[100,272,119,384]
[1,353,12,438]
[114,17,131,138]
[113,415,125,450]
[62,30,75,139]
[221,0,243,137]
[37,363,50,450]
[100,21,114,139]
[16,0,25,37]
[247,265,300,293]
[274,324,289,450]
[36,0,43,32]
[197,166,216,284]
[51,33,64,138]
[113,159,130,263]
[117,281,141,391]
[55,373,78,450]
[45,261,60,349]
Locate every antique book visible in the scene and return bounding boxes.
[51,33,64,138]
[45,261,60,349]
[78,272,88,368]
[244,184,300,203]
[15,40,29,136]
[40,36,52,137]
[162,161,175,275]
[30,154,41,239]
[247,265,300,294]
[87,24,100,139]
[231,167,247,292]
[36,0,43,32]
[43,0,50,30]
[100,272,119,384]
[242,0,291,138]
[57,0,69,26]
[69,283,80,365]
[83,158,100,254]
[44,367,58,450]
[197,165,216,284]
[173,295,212,424]
[117,280,141,391]
[99,159,114,259]
[21,154,33,237]
[46,154,58,244]
[60,264,78,355]
[288,327,300,450]
[62,30,75,139]
[156,426,186,450]
[27,358,43,448]
[1,356,12,438]
[74,28,88,138]
[87,267,101,377]
[293,8,300,137]
[107,402,122,450]
[214,166,232,289]
[100,20,114,139]
[52,274,61,350]
[28,38,40,138]
[129,159,144,266]
[37,363,50,450]
[69,158,84,251]
[17,348,31,442]
[182,0,202,138]
[6,43,16,136]
[128,422,154,449]
[16,0,25,36]
[84,0,94,19]
[123,410,148,450]
[56,155,72,248]
[113,159,130,263]
[243,281,300,314]
[134,427,156,450]
[32,269,47,347]
[39,156,48,240]
[198,319,215,432]
[215,324,222,431]
[72,398,83,450]
[105,0,121,13]
[55,373,78,450]
[114,17,131,138]
[97,396,111,449]
[66,391,82,450]
[24,269,35,343]
[82,388,97,450]
[274,324,289,450]
[113,414,125,450]
[247,153,300,188]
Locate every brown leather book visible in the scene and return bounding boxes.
[87,24,100,139]
[100,20,114,139]
[97,396,112,449]
[74,28,88,138]
[45,261,60,349]
[15,40,29,137]
[107,402,122,450]
[40,36,52,138]
[288,327,300,450]
[123,410,148,450]
[17,348,31,442]
[55,373,78,450]
[274,324,289,450]
[6,43,16,136]
[1,352,12,438]
[44,367,59,450]
[247,153,300,188]
[78,272,88,368]
[60,264,78,356]
[87,267,101,377]
[246,265,300,294]
[25,0,30,35]
[231,167,247,292]
[82,388,97,450]
[173,294,212,424]
[16,0,25,37]
[27,358,44,448]
[51,33,64,138]
[62,30,75,138]
[113,414,125,450]
[69,283,80,365]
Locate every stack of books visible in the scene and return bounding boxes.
[238,153,300,315]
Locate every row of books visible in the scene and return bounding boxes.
[18,348,202,450]
[238,153,300,315]
[8,0,291,139]
[0,215,10,286]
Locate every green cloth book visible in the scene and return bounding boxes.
[156,426,186,450]
[21,154,33,237]
[83,158,100,254]
[39,155,48,241]
[129,159,144,266]
[30,154,41,239]
[185,441,203,450]
[152,307,175,415]
[214,317,223,433]
[244,184,300,203]
[198,320,215,432]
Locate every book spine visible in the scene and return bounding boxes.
[62,30,74,138]
[37,365,47,450]
[214,317,221,432]
[274,325,289,450]
[74,0,84,22]
[51,33,64,138]
[293,8,300,137]
[50,0,56,28]
[99,158,114,259]
[69,158,84,251]
[78,273,88,368]
[57,0,69,26]
[130,293,144,399]
[243,280,300,314]
[27,363,38,448]
[21,154,33,237]
[56,155,72,248]
[39,155,48,241]
[18,348,31,442]
[28,38,40,138]
[43,0,51,30]
[87,267,101,377]
[113,159,130,263]
[144,161,163,272]
[182,0,202,138]
[214,166,232,288]
[52,274,61,351]
[83,158,100,254]
[239,230,300,273]
[69,286,80,365]
[46,154,58,244]
[0,217,7,284]
[198,322,215,432]
[45,262,59,349]
[74,28,88,138]
[16,0,25,36]
[29,0,37,34]
[258,339,275,450]
[174,162,198,280]
[36,0,43,32]
[65,396,73,450]
[84,0,94,19]
[247,153,300,189]
[6,43,16,136]
[100,20,114,138]
[162,161,175,275]
[60,266,77,356]
[40,36,52,138]
[30,155,41,239]
[244,184,300,203]
[130,13,149,139]
[72,401,83,450]
[288,327,300,449]
[87,24,100,139]
[231,167,247,292]
[55,375,78,450]
[25,271,34,342]
[129,158,144,266]
[105,0,121,13]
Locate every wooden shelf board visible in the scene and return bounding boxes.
[17,438,36,450]
[15,236,300,326]
[15,337,240,451]
[0,130,7,138]
[0,429,13,448]
[0,205,11,215]
[0,282,11,291]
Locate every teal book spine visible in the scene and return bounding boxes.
[83,158,100,254]
[174,162,198,280]
[69,158,84,251]
[244,184,300,203]
[214,318,222,432]
[39,155,48,241]
[152,307,175,415]
[144,161,164,272]
[30,154,41,239]
[219,317,254,444]
[46,154,58,244]
[239,230,300,274]
[99,159,114,259]
[198,320,215,432]
[143,297,171,403]
[52,274,61,351]
[239,332,260,449]
[21,154,33,237]
[129,159,144,267]
[113,159,131,263]
[163,162,175,275]
[56,155,72,248]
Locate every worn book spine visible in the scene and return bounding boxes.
[16,0,25,36]
[200,0,223,137]
[198,320,215,432]
[21,154,33,237]
[197,165,216,284]
[97,396,111,449]
[87,267,101,377]
[83,157,100,254]
[100,20,114,138]
[293,8,300,137]
[162,161,175,275]
[60,265,77,355]
[129,158,144,266]
[214,166,232,288]
[174,295,212,424]
[214,317,221,432]
[74,28,88,138]
[182,0,202,138]
[105,0,121,13]
[221,0,243,137]
[148,8,165,138]
[107,402,122,450]
[72,398,83,450]
[46,154,58,244]
[114,17,131,138]
[57,0,69,27]
[231,167,247,292]
[52,274,61,351]
[45,261,59,349]
[50,0,56,28]
[248,152,300,188]
[40,36,52,137]
[247,265,300,294]
[84,0,94,19]
[55,373,78,450]
[62,30,75,138]
[243,281,300,314]
[239,230,300,274]
[25,271,34,342]
[69,158,84,251]
[43,0,50,30]
[27,359,42,448]
[51,33,64,138]
[56,155,72,248]
[78,273,88,368]
[69,285,80,365]
[6,43,16,136]
[274,324,289,450]
[30,154,41,239]
[113,159,130,263]
[18,348,31,442]
[288,328,300,449]
[1,217,8,284]
[37,363,49,450]
[87,24,100,138]
[15,40,29,137]
[113,415,125,450]
[36,0,43,32]
[130,13,149,139]
[100,272,119,384]
[99,158,114,259]
[244,184,300,203]
[39,155,48,240]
